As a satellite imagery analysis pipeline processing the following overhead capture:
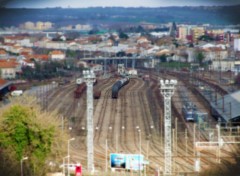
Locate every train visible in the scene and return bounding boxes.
[74,82,86,99]
[112,77,129,99]
[182,102,197,122]
[93,89,101,99]
[74,79,98,99]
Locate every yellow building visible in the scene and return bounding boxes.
[207,29,224,35]
[24,21,35,30]
[36,21,44,30]
[191,27,205,42]
[44,22,53,30]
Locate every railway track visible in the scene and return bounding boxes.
[40,69,240,175]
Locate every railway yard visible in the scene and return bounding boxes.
[30,69,240,175]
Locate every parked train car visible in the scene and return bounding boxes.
[93,90,101,99]
[112,77,129,99]
[142,74,150,81]
[74,78,98,99]
[74,83,86,99]
[182,102,197,122]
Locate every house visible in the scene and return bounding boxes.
[4,36,32,47]
[77,61,88,68]
[19,59,35,68]
[126,68,138,76]
[155,49,171,57]
[0,60,18,79]
[126,48,138,56]
[10,46,23,55]
[49,50,65,61]
[27,54,49,63]
[211,60,240,72]
[46,41,67,49]
[90,64,103,73]
[67,42,80,50]
[0,49,8,58]
[1,43,16,52]
[137,36,150,44]
[20,48,34,56]
[203,47,228,61]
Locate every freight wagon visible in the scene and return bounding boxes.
[93,90,101,99]
[112,77,129,99]
[74,79,98,99]
[74,83,86,99]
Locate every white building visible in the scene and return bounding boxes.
[127,68,138,76]
[234,38,240,51]
[178,26,188,41]
[90,64,103,72]
[49,50,65,61]
[117,64,125,75]
[211,60,240,72]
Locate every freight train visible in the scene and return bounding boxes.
[112,77,129,99]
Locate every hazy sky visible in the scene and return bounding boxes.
[2,0,240,8]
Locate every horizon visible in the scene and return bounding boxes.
[2,4,240,9]
[1,0,240,8]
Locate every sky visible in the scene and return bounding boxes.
[1,0,240,8]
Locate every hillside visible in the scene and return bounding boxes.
[0,5,240,27]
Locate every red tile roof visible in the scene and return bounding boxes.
[0,79,7,86]
[50,50,64,55]
[0,49,7,55]
[0,60,18,68]
[25,54,49,61]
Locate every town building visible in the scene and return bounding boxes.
[49,50,66,61]
[0,49,8,58]
[191,27,205,42]
[178,26,188,41]
[36,21,44,30]
[0,60,18,79]
[234,38,240,51]
[24,21,35,30]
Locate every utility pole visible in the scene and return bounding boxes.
[160,79,177,176]
[83,70,96,173]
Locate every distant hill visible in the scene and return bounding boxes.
[0,6,240,27]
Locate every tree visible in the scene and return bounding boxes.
[66,49,77,58]
[0,97,69,175]
[195,52,205,66]
[119,32,129,39]
[198,35,214,42]
[157,54,167,62]
[116,51,126,57]
[88,28,99,35]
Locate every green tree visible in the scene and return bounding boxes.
[21,66,34,80]
[0,98,68,175]
[66,50,77,58]
[119,32,129,39]
[198,35,214,41]
[195,52,205,66]
[158,54,167,62]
